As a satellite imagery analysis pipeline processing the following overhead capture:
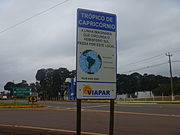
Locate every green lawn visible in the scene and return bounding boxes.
[0,102,33,106]
[117,96,180,102]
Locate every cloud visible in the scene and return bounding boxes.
[0,0,180,90]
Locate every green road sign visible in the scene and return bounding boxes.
[13,87,31,97]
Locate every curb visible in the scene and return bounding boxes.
[0,105,45,108]
[42,100,115,104]
[116,101,180,104]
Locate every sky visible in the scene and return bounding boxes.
[0,0,180,90]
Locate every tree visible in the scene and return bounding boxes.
[129,72,142,93]
[52,68,70,97]
[141,74,158,91]
[152,84,171,96]
[117,73,142,95]
[117,74,129,94]
[30,83,36,92]
[152,80,180,96]
[35,69,46,81]
[4,82,15,96]
[69,70,76,78]
[35,67,70,99]
[174,80,180,95]
[116,72,179,97]
[15,80,28,88]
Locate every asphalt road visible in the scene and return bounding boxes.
[0,100,180,135]
[38,101,180,115]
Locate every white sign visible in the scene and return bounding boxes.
[76,9,117,99]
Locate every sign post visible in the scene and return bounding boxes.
[109,100,114,135]
[76,8,117,135]
[77,99,81,135]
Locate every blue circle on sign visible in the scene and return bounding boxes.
[79,50,102,74]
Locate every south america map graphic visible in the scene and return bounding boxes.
[79,50,102,74]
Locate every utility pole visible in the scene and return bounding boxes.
[165,52,174,101]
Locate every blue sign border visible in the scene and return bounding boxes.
[77,8,116,32]
[76,8,117,100]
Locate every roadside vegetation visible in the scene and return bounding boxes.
[0,102,34,106]
[118,95,180,102]
[2,67,180,101]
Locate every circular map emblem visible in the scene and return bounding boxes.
[80,50,102,74]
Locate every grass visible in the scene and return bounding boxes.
[117,96,180,102]
[0,102,34,106]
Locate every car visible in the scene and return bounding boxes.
[2,96,7,100]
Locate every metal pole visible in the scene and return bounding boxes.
[109,100,114,135]
[77,99,81,135]
[166,52,174,101]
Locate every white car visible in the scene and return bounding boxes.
[2,96,7,100]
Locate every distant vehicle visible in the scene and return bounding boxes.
[2,96,7,100]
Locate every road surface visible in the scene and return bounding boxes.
[0,100,179,135]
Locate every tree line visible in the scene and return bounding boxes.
[4,67,180,99]
[117,72,180,97]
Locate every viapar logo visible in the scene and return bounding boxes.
[83,85,110,96]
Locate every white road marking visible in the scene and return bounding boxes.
[43,106,180,118]
[46,104,109,110]
[84,109,180,118]
[1,104,179,118]
[0,124,107,135]
[115,104,143,108]
[82,104,109,109]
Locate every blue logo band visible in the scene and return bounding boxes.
[77,9,116,32]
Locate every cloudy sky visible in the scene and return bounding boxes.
[0,0,180,90]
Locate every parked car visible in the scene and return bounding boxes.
[2,96,7,100]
